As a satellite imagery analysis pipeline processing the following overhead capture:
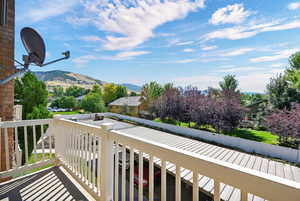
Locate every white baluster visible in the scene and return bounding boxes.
[41,125,45,161]
[14,127,20,167]
[176,166,181,201]
[193,172,199,201]
[33,125,37,162]
[122,146,126,201]
[114,141,119,201]
[214,179,220,201]
[149,155,154,201]
[139,151,143,201]
[130,147,134,201]
[92,134,96,189]
[161,160,167,201]
[24,126,28,164]
[4,128,9,170]
[241,190,248,201]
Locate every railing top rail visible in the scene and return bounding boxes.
[111,129,300,201]
[0,119,53,128]
[54,118,107,134]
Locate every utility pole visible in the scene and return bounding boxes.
[0,0,15,172]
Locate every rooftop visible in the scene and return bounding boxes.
[108,96,142,107]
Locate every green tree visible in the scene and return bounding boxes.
[219,74,239,92]
[14,72,49,119]
[141,81,163,102]
[115,85,128,99]
[14,72,51,163]
[65,86,88,97]
[289,52,300,69]
[266,74,300,110]
[102,83,117,105]
[286,52,300,90]
[53,86,64,97]
[50,96,77,109]
[81,93,106,113]
[91,84,102,94]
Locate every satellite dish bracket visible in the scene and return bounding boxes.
[0,27,70,85]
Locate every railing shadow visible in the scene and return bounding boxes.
[0,167,89,201]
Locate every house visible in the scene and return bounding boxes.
[108,96,146,117]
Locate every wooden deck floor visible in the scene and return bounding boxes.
[0,167,95,201]
[83,118,300,201]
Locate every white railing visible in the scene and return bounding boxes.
[0,119,54,178]
[1,117,300,201]
[53,117,300,201]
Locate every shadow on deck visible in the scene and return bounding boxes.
[0,167,93,201]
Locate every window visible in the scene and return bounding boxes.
[0,0,7,26]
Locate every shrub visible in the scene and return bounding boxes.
[265,103,300,147]
[81,93,106,113]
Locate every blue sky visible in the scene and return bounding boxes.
[15,0,300,92]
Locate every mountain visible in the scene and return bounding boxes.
[121,83,142,92]
[33,70,141,92]
[34,70,106,91]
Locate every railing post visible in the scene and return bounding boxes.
[100,123,114,201]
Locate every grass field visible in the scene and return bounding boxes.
[51,110,82,115]
[154,118,279,145]
[13,153,55,178]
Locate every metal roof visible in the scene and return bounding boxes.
[108,96,142,107]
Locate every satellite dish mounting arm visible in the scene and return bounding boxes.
[39,51,70,67]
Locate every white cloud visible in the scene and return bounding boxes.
[201,45,218,51]
[209,4,251,25]
[270,63,285,68]
[176,41,195,46]
[288,2,300,10]
[73,55,97,65]
[250,48,300,63]
[183,48,195,52]
[21,0,79,22]
[223,48,254,57]
[216,66,259,73]
[173,70,283,92]
[80,35,103,42]
[111,51,150,60]
[174,59,197,63]
[78,0,205,50]
[203,20,300,41]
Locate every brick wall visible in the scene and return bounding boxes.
[0,0,15,172]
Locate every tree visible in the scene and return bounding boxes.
[81,93,106,113]
[266,74,300,110]
[102,83,117,105]
[153,87,183,121]
[219,74,239,93]
[286,52,300,90]
[91,84,102,94]
[53,86,64,97]
[115,85,128,99]
[14,72,49,119]
[50,96,77,109]
[289,52,300,70]
[65,86,88,97]
[130,91,138,96]
[141,81,163,103]
[14,72,51,163]
[265,103,300,147]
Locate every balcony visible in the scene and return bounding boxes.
[0,113,300,201]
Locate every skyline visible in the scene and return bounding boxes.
[15,0,300,92]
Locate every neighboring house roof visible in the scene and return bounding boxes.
[109,96,142,107]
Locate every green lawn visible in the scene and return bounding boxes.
[13,153,55,178]
[226,129,279,145]
[51,110,82,115]
[154,118,279,145]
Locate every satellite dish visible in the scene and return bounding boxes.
[21,27,46,66]
[0,27,70,85]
